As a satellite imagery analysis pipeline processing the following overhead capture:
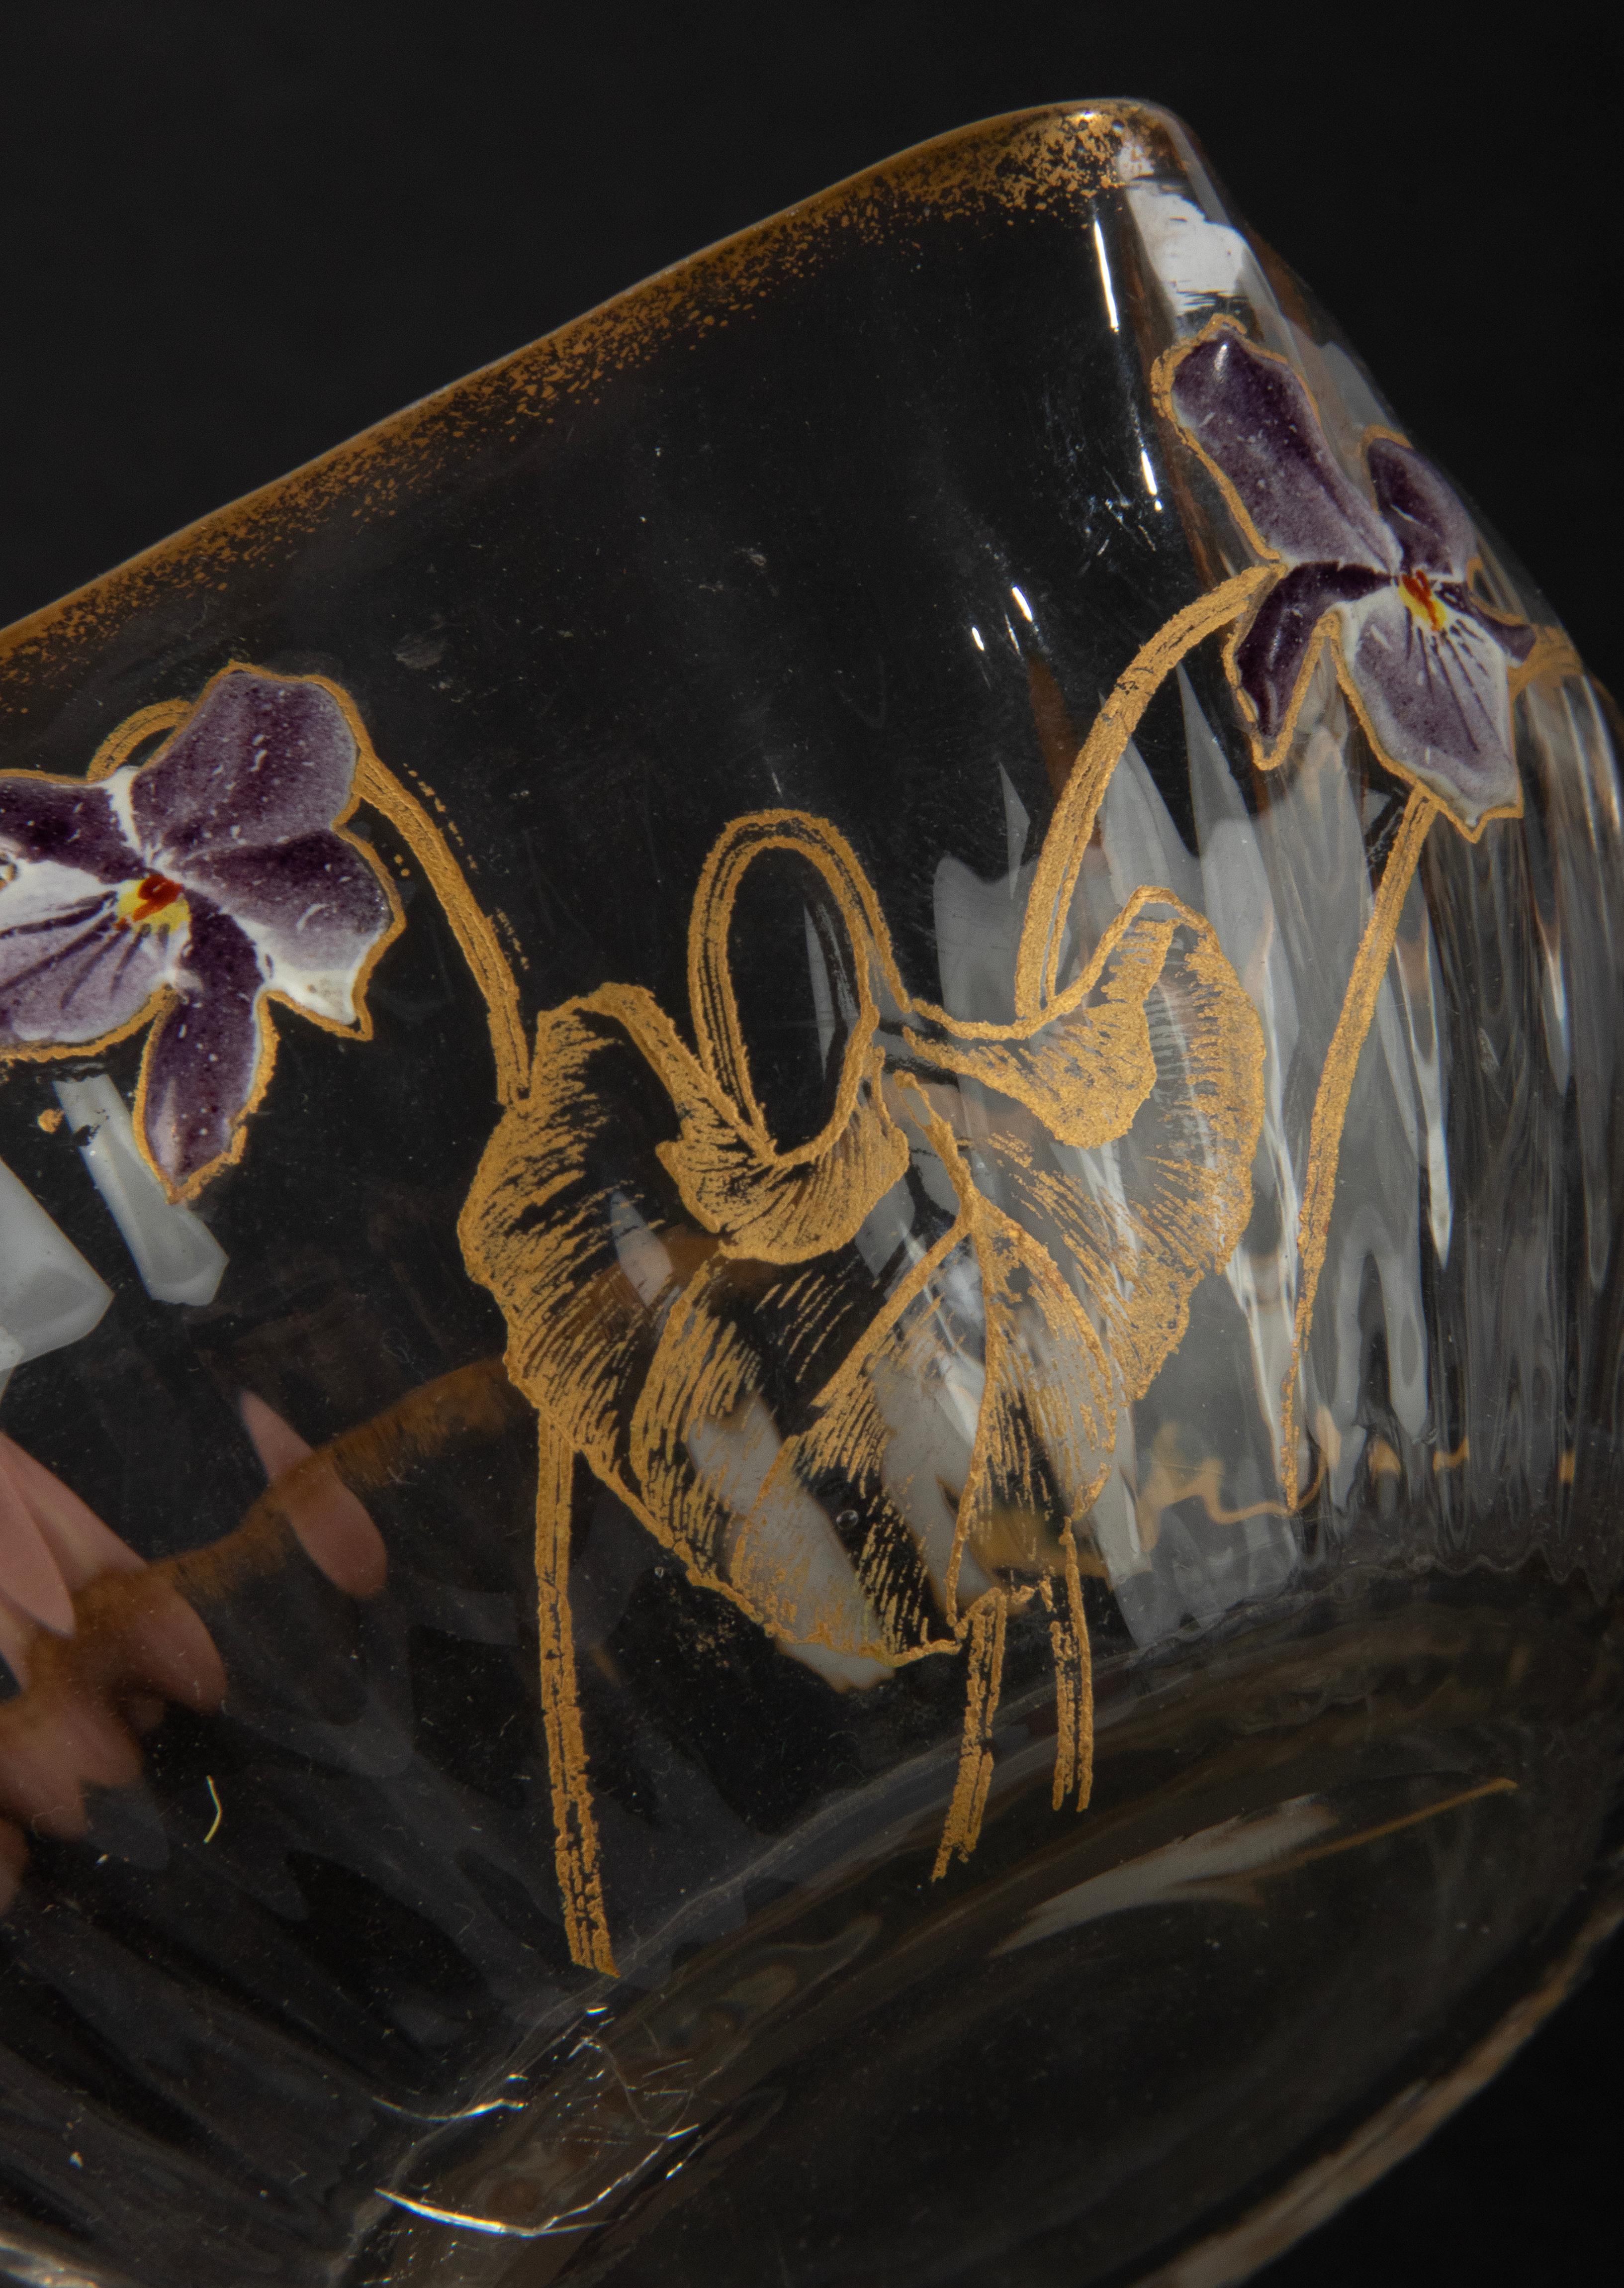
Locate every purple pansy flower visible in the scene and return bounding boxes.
[0,668,399,1196]
[1166,325,1535,831]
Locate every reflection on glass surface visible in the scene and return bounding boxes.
[0,97,1619,2288]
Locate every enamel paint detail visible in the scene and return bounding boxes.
[0,669,401,1198]
[1160,324,1535,832]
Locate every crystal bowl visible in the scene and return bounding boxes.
[0,99,1619,2288]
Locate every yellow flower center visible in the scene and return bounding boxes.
[114,871,189,935]
[1399,568,1449,634]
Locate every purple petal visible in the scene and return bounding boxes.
[140,905,266,1190]
[0,775,136,882]
[1436,582,1537,667]
[0,875,172,1048]
[1364,436,1477,579]
[179,831,394,1025]
[1170,331,1396,572]
[1235,560,1389,746]
[1338,583,1521,827]
[131,671,360,869]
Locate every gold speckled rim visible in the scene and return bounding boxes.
[0,99,1186,705]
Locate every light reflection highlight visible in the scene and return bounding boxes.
[1092,217,1120,333]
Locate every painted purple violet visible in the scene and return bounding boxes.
[0,668,399,1196]
[1166,325,1535,832]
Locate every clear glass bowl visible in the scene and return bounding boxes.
[0,99,1619,2288]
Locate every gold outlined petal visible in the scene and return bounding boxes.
[1154,319,1536,839]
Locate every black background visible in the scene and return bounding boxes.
[0,4,1618,2282]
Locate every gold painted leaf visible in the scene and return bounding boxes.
[968,905,1265,1406]
[951,1195,1117,1591]
[630,1251,896,1656]
[910,897,1178,1150]
[655,1051,909,1263]
[747,1238,974,1658]
[459,997,697,1498]
[583,975,910,1267]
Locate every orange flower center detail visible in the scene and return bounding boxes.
[115,871,189,934]
[1399,568,1448,634]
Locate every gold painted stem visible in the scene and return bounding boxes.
[1280,787,1439,1498]
[1015,566,1273,1021]
[534,1415,617,1975]
[932,1590,1010,1879]
[1047,1528,1094,1814]
[355,755,530,1106]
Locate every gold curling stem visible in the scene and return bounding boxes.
[355,754,530,1106]
[685,808,906,1129]
[932,1589,1010,1880]
[1045,1527,1094,1814]
[1040,1578,1072,1809]
[534,1413,617,1976]
[1280,787,1439,1498]
[1015,567,1272,1021]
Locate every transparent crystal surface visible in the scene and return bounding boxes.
[0,100,1618,2288]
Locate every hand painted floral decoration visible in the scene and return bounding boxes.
[1158,324,1549,1496]
[1164,324,1535,833]
[462,808,1264,1970]
[0,668,400,1197]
